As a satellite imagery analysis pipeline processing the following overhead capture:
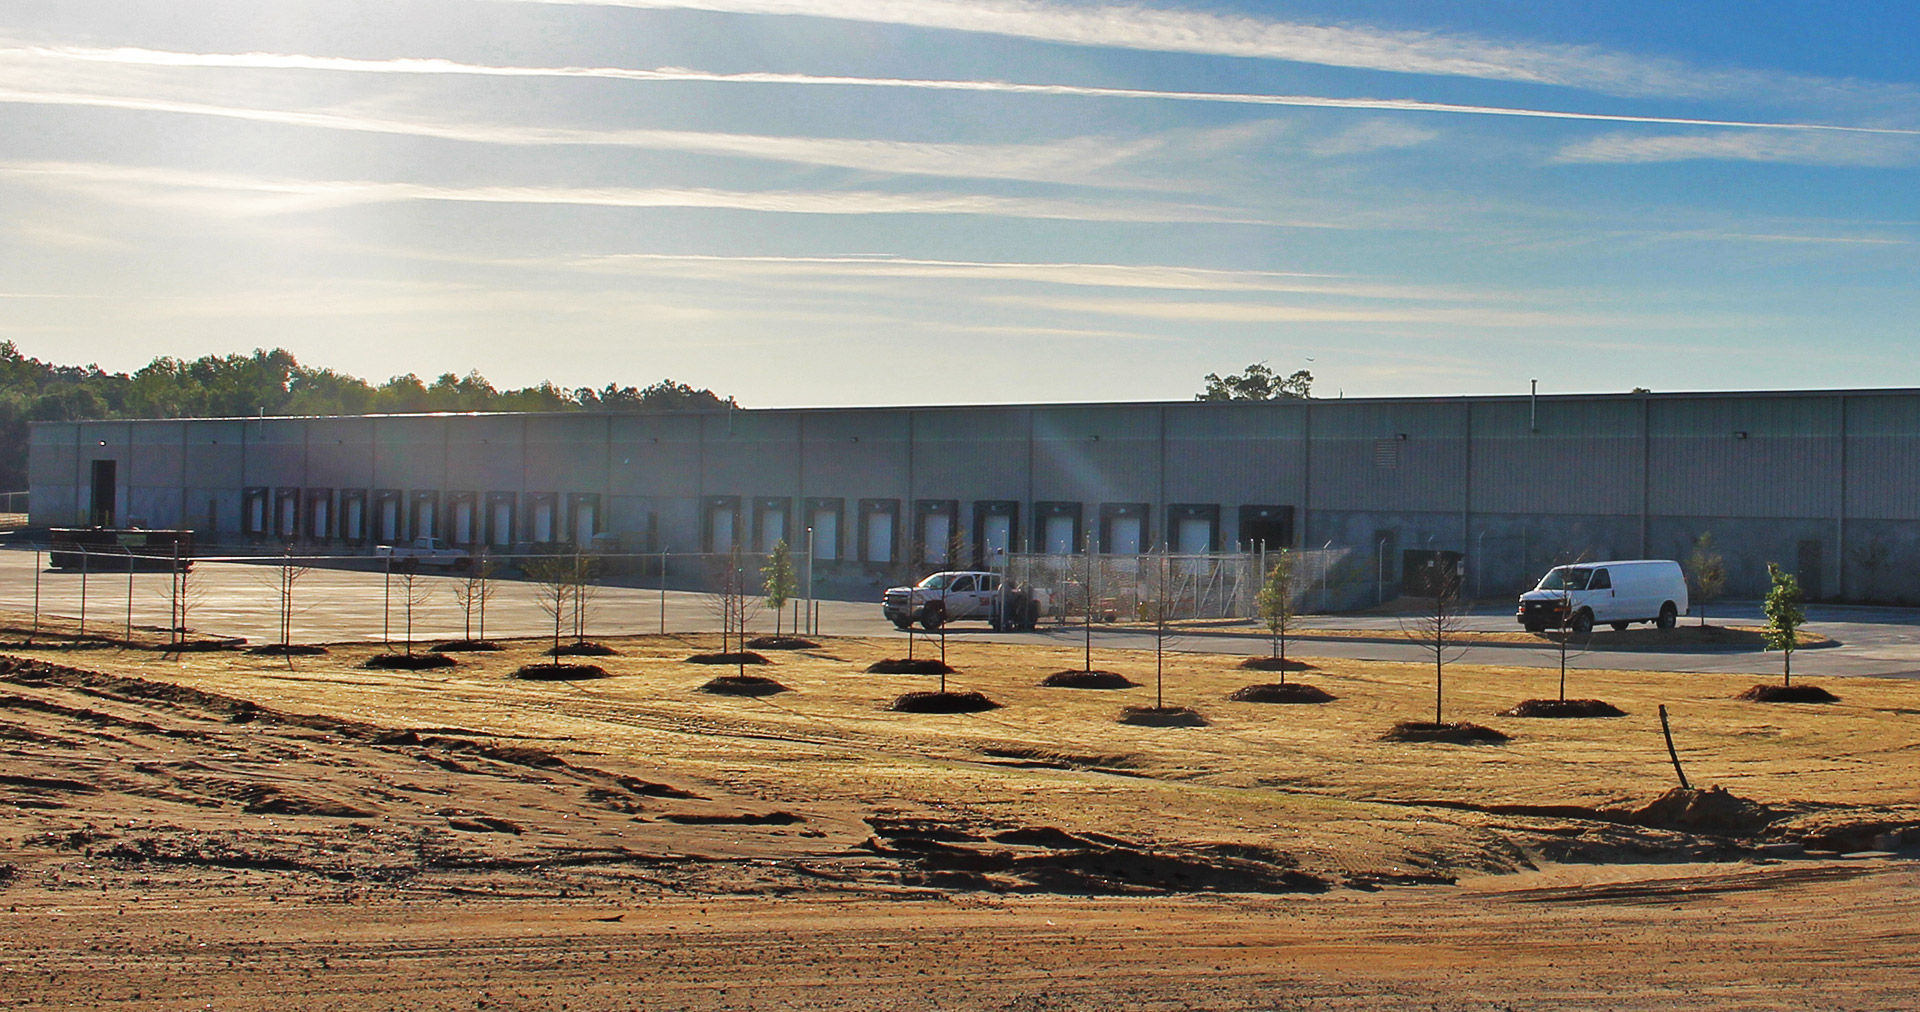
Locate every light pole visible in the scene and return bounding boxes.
[804,525,815,637]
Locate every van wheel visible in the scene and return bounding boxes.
[1610,621,1630,632]
[1657,602,1678,630]
[1571,610,1594,635]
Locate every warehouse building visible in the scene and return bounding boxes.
[26,387,1920,603]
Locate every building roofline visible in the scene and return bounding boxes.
[28,384,1920,427]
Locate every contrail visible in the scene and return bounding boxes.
[13,43,1918,137]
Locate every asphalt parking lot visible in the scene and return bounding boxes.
[3,545,1918,679]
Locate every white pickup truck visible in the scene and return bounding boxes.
[882,571,1051,631]
[374,537,472,570]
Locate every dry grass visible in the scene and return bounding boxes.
[6,631,1919,883]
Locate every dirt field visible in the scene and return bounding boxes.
[4,631,1919,1009]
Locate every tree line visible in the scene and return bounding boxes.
[0,341,730,491]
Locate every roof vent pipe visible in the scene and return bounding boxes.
[1529,379,1538,433]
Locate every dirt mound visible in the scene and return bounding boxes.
[685,651,770,666]
[432,640,501,652]
[1228,683,1334,704]
[699,674,789,697]
[511,663,607,681]
[1503,698,1627,718]
[1630,786,1777,837]
[866,658,953,675]
[1738,683,1839,703]
[1238,656,1313,672]
[890,690,999,713]
[1383,721,1510,744]
[245,644,329,657]
[547,642,619,657]
[746,636,820,650]
[1040,669,1137,689]
[1119,705,1208,727]
[362,653,455,670]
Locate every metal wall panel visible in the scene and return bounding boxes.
[240,418,307,487]
[911,408,1029,502]
[700,411,799,496]
[301,417,371,490]
[445,414,525,491]
[610,414,703,497]
[1031,406,1158,507]
[1844,395,1920,520]
[371,415,449,490]
[1649,398,1841,518]
[1310,401,1468,513]
[1471,400,1642,516]
[526,414,609,491]
[1163,403,1306,507]
[799,410,909,504]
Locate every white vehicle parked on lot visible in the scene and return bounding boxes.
[374,537,472,570]
[1516,559,1688,634]
[882,571,1052,631]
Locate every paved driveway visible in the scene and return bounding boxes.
[4,545,1919,679]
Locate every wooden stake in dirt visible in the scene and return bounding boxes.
[1659,704,1691,791]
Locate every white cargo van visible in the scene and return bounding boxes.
[1516,560,1688,634]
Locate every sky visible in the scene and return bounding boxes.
[1,0,1916,406]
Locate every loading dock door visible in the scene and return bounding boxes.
[865,510,893,563]
[761,506,785,549]
[531,499,555,543]
[811,508,838,560]
[981,514,1012,566]
[709,505,733,553]
[451,500,474,545]
[923,512,951,564]
[490,500,513,547]
[1108,515,1142,555]
[1176,517,1212,554]
[1043,514,1076,554]
[378,499,400,542]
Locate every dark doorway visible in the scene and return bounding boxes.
[1239,505,1294,550]
[1798,540,1823,601]
[1402,550,1464,597]
[89,459,116,527]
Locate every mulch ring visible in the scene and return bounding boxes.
[1040,669,1137,689]
[889,690,999,713]
[432,639,502,652]
[1118,705,1208,727]
[363,652,457,670]
[1228,683,1335,704]
[746,636,821,650]
[866,658,954,675]
[1503,698,1626,718]
[685,651,771,666]
[1738,683,1839,703]
[699,674,789,696]
[1382,721,1510,744]
[151,639,245,653]
[1238,656,1314,672]
[512,663,608,681]
[1629,786,1777,836]
[244,644,330,657]
[547,641,620,657]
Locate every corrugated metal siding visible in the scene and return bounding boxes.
[302,417,371,490]
[1649,398,1841,518]
[1163,403,1306,507]
[446,414,525,492]
[372,415,449,490]
[799,410,908,503]
[911,408,1029,501]
[700,412,799,496]
[1311,402,1468,513]
[1472,399,1644,516]
[1845,395,1920,519]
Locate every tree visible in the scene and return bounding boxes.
[1196,363,1312,401]
[568,550,601,646]
[524,553,576,659]
[1683,532,1727,627]
[761,539,797,637]
[452,551,499,643]
[1763,562,1806,686]
[1255,550,1300,676]
[265,546,313,650]
[1401,569,1471,726]
[392,563,433,657]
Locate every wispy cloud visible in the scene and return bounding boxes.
[992,293,1643,329]
[1555,130,1920,167]
[1309,119,1438,157]
[9,43,1913,137]
[507,0,1913,103]
[559,253,1502,302]
[0,160,1264,223]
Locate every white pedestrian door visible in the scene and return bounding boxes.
[982,514,1011,567]
[923,513,950,564]
[709,506,733,553]
[1044,515,1076,554]
[865,511,893,563]
[1108,516,1142,555]
[811,509,838,560]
